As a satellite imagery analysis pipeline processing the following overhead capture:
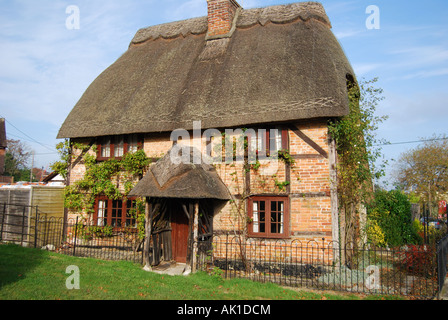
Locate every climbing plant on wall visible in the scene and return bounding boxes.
[51,140,150,224]
[328,77,388,248]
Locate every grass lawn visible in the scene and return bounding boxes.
[0,244,404,301]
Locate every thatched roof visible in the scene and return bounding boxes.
[128,146,231,200]
[57,1,354,139]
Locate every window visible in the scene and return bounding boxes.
[248,196,289,238]
[251,127,289,158]
[97,134,143,161]
[94,197,138,228]
[100,137,111,158]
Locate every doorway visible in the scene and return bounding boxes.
[171,204,189,263]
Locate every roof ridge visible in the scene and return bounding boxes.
[130,1,330,45]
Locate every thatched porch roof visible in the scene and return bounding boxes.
[128,146,231,201]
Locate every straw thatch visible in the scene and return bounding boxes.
[128,146,231,201]
[57,1,354,139]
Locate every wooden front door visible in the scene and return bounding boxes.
[171,208,189,263]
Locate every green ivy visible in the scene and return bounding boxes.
[277,149,295,166]
[53,142,150,221]
[328,77,388,245]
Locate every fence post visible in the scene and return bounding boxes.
[34,206,39,248]
[225,233,228,279]
[73,216,79,256]
[21,206,26,247]
[0,203,6,241]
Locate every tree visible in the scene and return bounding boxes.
[395,135,448,216]
[4,139,34,182]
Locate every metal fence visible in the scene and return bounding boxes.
[0,203,144,264]
[0,203,39,247]
[2,202,448,299]
[59,216,144,264]
[437,234,448,293]
[196,234,443,299]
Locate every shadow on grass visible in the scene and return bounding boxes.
[0,243,48,289]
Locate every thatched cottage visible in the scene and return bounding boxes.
[57,0,356,269]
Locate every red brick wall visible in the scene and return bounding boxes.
[207,0,240,37]
[68,120,336,243]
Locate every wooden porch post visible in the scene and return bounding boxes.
[183,200,199,275]
[143,198,152,271]
[143,198,160,272]
[191,201,199,273]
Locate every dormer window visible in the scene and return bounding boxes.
[97,134,143,161]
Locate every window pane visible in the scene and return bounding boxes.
[114,136,124,157]
[252,201,259,233]
[269,129,282,153]
[101,138,111,158]
[257,129,267,157]
[259,211,265,233]
[259,201,265,233]
[126,200,137,227]
[112,200,122,227]
[270,201,284,234]
[128,135,139,154]
[253,200,266,233]
[97,200,108,226]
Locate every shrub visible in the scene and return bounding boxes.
[399,244,436,276]
[366,190,421,247]
[366,219,387,247]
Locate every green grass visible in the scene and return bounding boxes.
[0,244,404,300]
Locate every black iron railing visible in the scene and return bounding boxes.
[0,203,144,264]
[196,234,440,299]
[437,234,448,294]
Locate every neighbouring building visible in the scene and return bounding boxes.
[57,1,357,269]
[0,118,13,185]
[0,118,7,177]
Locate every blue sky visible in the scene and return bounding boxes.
[0,0,447,186]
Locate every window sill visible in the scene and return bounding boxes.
[247,233,290,240]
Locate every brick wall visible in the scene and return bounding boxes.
[207,0,240,37]
[68,119,336,243]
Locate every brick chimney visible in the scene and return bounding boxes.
[207,0,241,38]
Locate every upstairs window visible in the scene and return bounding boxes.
[97,134,143,161]
[251,127,289,158]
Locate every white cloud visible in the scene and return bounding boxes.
[352,63,383,77]
[390,45,448,68]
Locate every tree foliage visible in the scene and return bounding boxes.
[366,189,421,247]
[395,135,448,216]
[4,139,34,182]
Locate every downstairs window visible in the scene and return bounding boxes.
[94,197,138,228]
[248,196,289,239]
